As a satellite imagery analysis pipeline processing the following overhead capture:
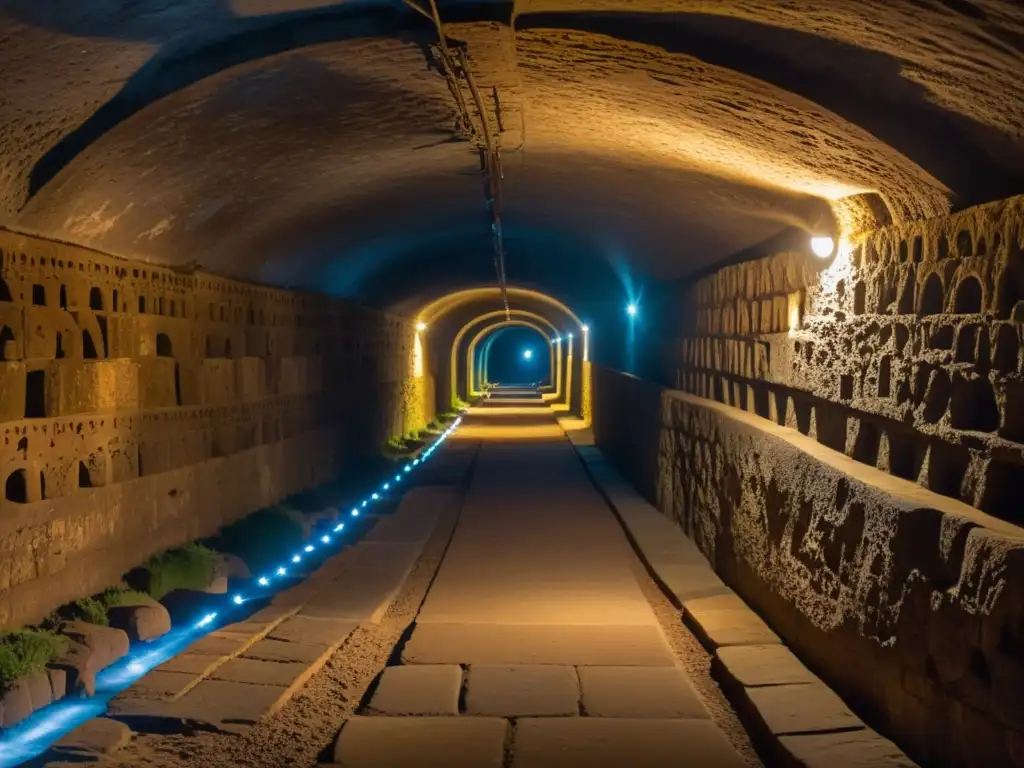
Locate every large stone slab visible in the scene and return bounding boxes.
[333,716,507,767]
[714,644,818,688]
[683,593,781,649]
[577,666,708,719]
[301,542,423,623]
[364,487,450,544]
[464,664,579,717]
[402,623,676,667]
[743,683,864,737]
[510,717,747,768]
[212,658,309,688]
[243,637,331,664]
[53,718,133,756]
[109,679,287,733]
[778,729,919,767]
[364,665,462,716]
[269,616,358,646]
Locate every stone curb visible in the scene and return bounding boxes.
[560,426,918,768]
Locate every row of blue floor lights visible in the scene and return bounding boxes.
[195,414,464,630]
[0,417,465,767]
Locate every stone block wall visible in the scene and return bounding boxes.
[664,195,1024,527]
[591,365,1024,768]
[0,230,431,628]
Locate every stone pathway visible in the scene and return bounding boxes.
[105,484,467,734]
[333,390,749,767]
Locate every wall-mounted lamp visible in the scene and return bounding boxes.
[627,303,638,317]
[523,348,533,360]
[568,333,574,340]
[416,322,428,332]
[810,236,836,260]
[581,324,590,333]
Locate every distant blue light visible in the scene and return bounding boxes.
[371,493,379,501]
[232,594,244,605]
[304,545,314,553]
[258,577,270,587]
[321,535,330,544]
[292,555,301,564]
[383,483,390,490]
[276,567,287,576]
[403,465,411,472]
[627,303,638,317]
[196,612,217,628]
[522,348,533,360]
[334,523,345,532]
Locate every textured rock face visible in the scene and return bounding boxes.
[593,196,1024,767]
[593,367,1024,768]
[0,230,432,629]
[666,196,1024,527]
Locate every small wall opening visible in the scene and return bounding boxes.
[59,285,68,309]
[224,339,232,358]
[31,284,46,306]
[112,289,119,312]
[89,287,103,311]
[138,296,146,313]
[919,274,944,316]
[82,329,98,359]
[0,276,11,302]
[980,459,1024,525]
[878,356,892,398]
[956,230,973,258]
[55,332,65,359]
[25,370,46,418]
[78,461,93,488]
[0,326,14,362]
[156,333,173,357]
[954,276,983,314]
[5,469,27,503]
[951,375,1000,432]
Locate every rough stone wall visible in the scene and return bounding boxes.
[0,229,423,628]
[665,195,1024,527]
[591,365,1024,768]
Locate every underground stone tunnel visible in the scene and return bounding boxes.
[0,0,1023,766]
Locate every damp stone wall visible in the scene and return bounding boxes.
[0,229,430,629]
[592,195,1024,768]
[665,195,1024,526]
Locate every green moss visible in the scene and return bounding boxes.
[205,506,305,575]
[64,596,109,626]
[0,630,67,690]
[451,396,468,412]
[97,586,154,609]
[144,543,218,600]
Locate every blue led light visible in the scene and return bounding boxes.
[0,417,466,768]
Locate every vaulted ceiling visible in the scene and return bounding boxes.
[2,0,1022,315]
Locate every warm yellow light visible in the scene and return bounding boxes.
[416,322,428,332]
[413,332,424,377]
[810,236,835,259]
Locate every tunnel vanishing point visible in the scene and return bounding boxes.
[1,1,1024,767]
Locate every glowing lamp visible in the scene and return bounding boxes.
[258,577,270,586]
[232,594,244,605]
[627,304,638,317]
[276,567,287,576]
[810,236,835,259]
[321,535,330,544]
[523,349,533,360]
[304,545,314,553]
[416,322,427,332]
[581,324,589,332]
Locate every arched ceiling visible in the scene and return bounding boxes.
[1,0,1022,313]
